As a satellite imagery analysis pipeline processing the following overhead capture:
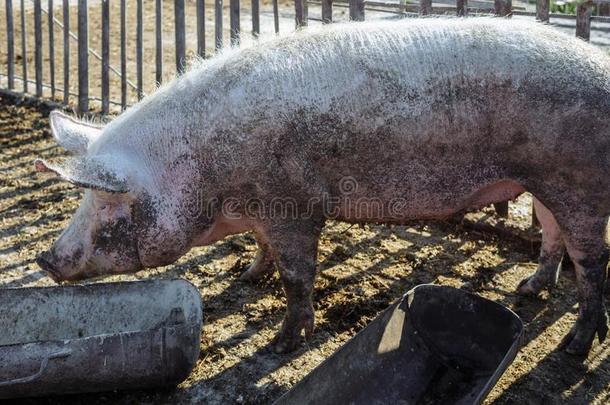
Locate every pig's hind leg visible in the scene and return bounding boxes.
[556,213,608,355]
[240,235,276,281]
[517,198,565,296]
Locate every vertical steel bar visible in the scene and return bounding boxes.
[78,0,88,112]
[349,0,364,20]
[457,0,467,16]
[420,0,432,15]
[196,0,205,57]
[536,0,549,22]
[156,0,163,82]
[321,0,332,23]
[48,0,55,98]
[215,0,223,51]
[576,1,592,41]
[62,0,69,104]
[175,0,186,73]
[5,0,15,89]
[494,0,511,16]
[120,0,126,109]
[251,0,259,37]
[273,0,279,33]
[101,0,109,113]
[20,0,27,93]
[230,0,239,46]
[295,0,307,27]
[136,0,143,98]
[34,0,42,97]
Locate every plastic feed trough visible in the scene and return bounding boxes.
[0,279,202,398]
[275,284,523,405]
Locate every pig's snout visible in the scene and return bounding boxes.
[36,251,64,282]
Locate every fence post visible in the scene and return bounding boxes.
[101,0,109,113]
[48,0,55,99]
[252,0,260,37]
[230,0,240,46]
[215,0,223,51]
[20,0,27,93]
[5,0,14,90]
[536,0,550,22]
[62,0,69,104]
[576,1,592,41]
[322,0,332,23]
[295,0,308,27]
[78,0,88,113]
[120,0,126,110]
[197,0,205,57]
[457,0,467,16]
[273,0,279,33]
[349,0,364,20]
[420,0,432,15]
[34,0,43,97]
[156,0,163,81]
[494,0,511,16]
[137,0,143,98]
[175,0,186,73]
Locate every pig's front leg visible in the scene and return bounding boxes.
[262,219,323,353]
[240,234,276,281]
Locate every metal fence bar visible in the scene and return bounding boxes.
[420,0,432,15]
[197,0,205,57]
[78,0,88,113]
[101,0,109,113]
[48,0,55,99]
[252,0,260,37]
[137,0,143,98]
[322,0,333,23]
[230,0,240,46]
[273,0,279,33]
[215,0,223,51]
[156,0,163,81]
[62,0,69,104]
[5,0,14,89]
[34,0,43,97]
[494,0,511,15]
[349,0,365,20]
[296,0,308,27]
[536,0,549,22]
[457,0,467,16]
[20,0,27,93]
[577,1,593,40]
[120,0,126,109]
[175,0,186,72]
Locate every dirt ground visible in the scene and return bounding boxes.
[1,92,610,404]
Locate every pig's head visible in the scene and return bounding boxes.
[35,111,201,282]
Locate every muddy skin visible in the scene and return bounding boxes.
[36,19,610,356]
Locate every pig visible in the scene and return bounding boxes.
[35,18,610,355]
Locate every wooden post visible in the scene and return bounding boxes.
[349,0,364,21]
[78,0,88,113]
[531,200,539,228]
[101,0,109,113]
[215,0,223,51]
[136,0,143,98]
[295,0,308,28]
[536,0,550,22]
[62,0,69,104]
[273,0,279,33]
[494,202,509,219]
[175,0,186,71]
[230,0,240,46]
[322,0,332,23]
[48,0,55,99]
[576,1,592,41]
[120,0,126,110]
[457,0,467,16]
[420,0,432,15]
[494,0,511,16]
[34,0,43,97]
[5,0,14,90]
[197,0,205,57]
[20,0,27,93]
[156,0,163,82]
[252,0,260,37]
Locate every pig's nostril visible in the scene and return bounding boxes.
[36,254,62,282]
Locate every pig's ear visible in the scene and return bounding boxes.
[34,157,129,193]
[49,110,102,155]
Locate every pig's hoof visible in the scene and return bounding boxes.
[271,310,314,354]
[561,313,608,356]
[517,274,554,296]
[239,259,275,281]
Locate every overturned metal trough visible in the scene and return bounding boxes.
[0,279,202,399]
[275,284,523,405]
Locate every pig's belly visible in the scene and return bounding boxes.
[334,179,526,223]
